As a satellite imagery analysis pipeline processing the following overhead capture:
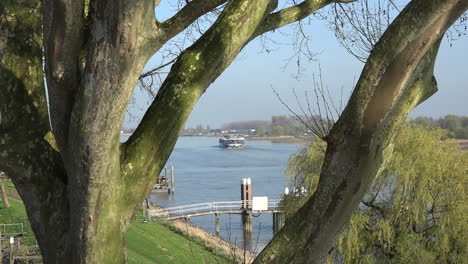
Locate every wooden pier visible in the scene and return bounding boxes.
[147,177,285,237]
[152,166,175,193]
[148,200,282,220]
[147,199,284,236]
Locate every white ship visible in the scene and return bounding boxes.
[219,134,245,148]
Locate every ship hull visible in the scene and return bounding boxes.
[219,142,244,148]
[219,136,245,148]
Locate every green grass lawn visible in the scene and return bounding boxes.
[0,197,35,243]
[0,181,231,263]
[2,180,17,193]
[126,220,230,264]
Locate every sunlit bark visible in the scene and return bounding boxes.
[254,0,467,263]
[2,0,465,263]
[1,0,341,262]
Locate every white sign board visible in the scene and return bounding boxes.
[252,197,268,211]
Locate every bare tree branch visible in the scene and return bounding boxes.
[160,0,227,42]
[330,0,398,62]
[139,58,177,80]
[122,0,275,199]
[255,0,468,262]
[273,65,347,140]
[254,0,357,37]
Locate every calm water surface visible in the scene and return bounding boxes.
[123,136,302,251]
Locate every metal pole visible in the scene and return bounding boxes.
[164,167,169,193]
[241,178,247,209]
[215,213,220,236]
[242,212,252,251]
[171,166,175,193]
[9,236,14,264]
[273,213,276,234]
[247,178,252,209]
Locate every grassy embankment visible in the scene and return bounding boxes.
[0,180,232,264]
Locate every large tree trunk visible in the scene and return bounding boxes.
[1,0,289,262]
[0,1,70,262]
[254,0,468,263]
[4,0,462,263]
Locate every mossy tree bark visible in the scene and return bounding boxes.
[1,0,349,263]
[2,0,464,263]
[254,0,468,263]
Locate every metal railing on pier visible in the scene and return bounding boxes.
[148,199,281,220]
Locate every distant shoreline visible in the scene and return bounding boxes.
[122,133,468,146]
[247,135,313,143]
[121,133,312,143]
[179,134,314,143]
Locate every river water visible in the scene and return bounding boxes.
[123,136,302,251]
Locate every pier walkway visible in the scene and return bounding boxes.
[148,200,282,220]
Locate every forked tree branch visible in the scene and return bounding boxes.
[160,0,227,42]
[254,0,467,263]
[121,0,276,208]
[254,0,357,37]
[142,0,357,85]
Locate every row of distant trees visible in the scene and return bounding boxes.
[410,115,468,139]
[130,115,468,138]
[222,115,311,136]
[182,125,215,135]
[178,116,310,136]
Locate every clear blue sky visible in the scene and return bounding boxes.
[124,5,468,129]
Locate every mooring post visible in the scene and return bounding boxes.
[242,212,252,250]
[273,212,278,234]
[171,166,175,194]
[272,212,284,234]
[272,212,276,233]
[242,212,252,232]
[240,178,252,209]
[215,213,220,236]
[165,166,169,193]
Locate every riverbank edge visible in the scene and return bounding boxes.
[145,201,256,263]
[179,134,313,143]
[122,133,313,143]
[180,134,313,143]
[246,135,313,143]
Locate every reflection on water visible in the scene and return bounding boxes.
[123,135,302,251]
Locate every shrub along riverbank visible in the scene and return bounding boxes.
[0,180,234,263]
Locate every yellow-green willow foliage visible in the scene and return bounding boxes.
[281,125,467,263]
